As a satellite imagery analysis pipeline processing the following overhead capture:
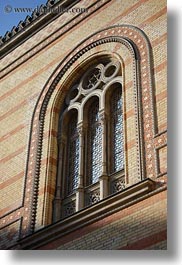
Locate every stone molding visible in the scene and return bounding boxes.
[18,178,157,249]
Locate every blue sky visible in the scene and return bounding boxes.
[0,0,47,37]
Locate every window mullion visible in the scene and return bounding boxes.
[99,111,109,199]
[57,137,66,197]
[75,122,85,211]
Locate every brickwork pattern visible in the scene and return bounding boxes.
[57,199,166,250]
[145,240,167,250]
[0,0,167,249]
[37,190,167,250]
[157,146,167,175]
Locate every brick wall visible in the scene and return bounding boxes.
[37,190,167,250]
[0,0,167,249]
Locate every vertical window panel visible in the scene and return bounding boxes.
[87,101,102,185]
[66,113,79,195]
[110,86,124,173]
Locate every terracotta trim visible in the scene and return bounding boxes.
[154,130,167,148]
[0,207,24,227]
[0,203,22,218]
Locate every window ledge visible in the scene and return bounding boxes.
[19,178,159,249]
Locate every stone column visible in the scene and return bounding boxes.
[99,111,108,199]
[76,123,85,211]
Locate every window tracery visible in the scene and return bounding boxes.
[57,57,125,219]
[84,68,101,90]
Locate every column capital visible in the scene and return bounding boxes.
[99,174,109,181]
[77,122,87,136]
[99,110,107,124]
[76,185,84,192]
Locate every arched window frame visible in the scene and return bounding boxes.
[103,80,125,195]
[22,26,157,235]
[57,58,126,219]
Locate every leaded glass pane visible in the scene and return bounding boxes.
[111,86,124,173]
[67,114,79,195]
[88,101,102,184]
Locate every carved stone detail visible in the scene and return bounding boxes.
[111,177,125,194]
[63,201,76,218]
[87,189,100,206]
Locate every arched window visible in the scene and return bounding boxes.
[66,112,79,195]
[110,86,124,174]
[87,100,102,185]
[56,57,126,220]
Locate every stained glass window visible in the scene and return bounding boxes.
[110,86,124,173]
[87,101,102,184]
[66,113,79,195]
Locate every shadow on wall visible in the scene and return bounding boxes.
[0,226,19,249]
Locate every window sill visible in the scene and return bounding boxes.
[19,178,158,249]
